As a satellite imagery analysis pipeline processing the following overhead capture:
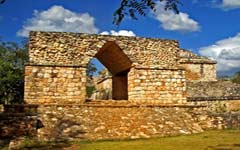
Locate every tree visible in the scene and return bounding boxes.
[232,71,240,84]
[86,61,97,98]
[113,0,180,25]
[0,40,28,104]
[86,61,97,77]
[0,0,180,26]
[0,0,5,4]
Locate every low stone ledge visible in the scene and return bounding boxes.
[2,102,206,109]
[0,113,38,118]
[36,102,206,141]
[35,102,206,108]
[187,96,240,101]
[207,112,240,129]
[179,59,217,64]
[209,112,240,116]
[3,104,38,114]
[25,63,86,68]
[135,66,185,70]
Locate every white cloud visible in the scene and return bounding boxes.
[152,2,200,32]
[199,33,240,75]
[17,5,99,37]
[211,0,240,10]
[221,0,240,9]
[100,30,136,36]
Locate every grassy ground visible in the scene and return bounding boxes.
[2,130,240,150]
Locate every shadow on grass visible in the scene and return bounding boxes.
[206,143,240,150]
[13,138,77,150]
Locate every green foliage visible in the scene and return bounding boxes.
[0,40,28,104]
[86,61,97,77]
[1,0,181,26]
[0,0,5,4]
[86,86,96,98]
[86,61,97,98]
[113,0,180,25]
[217,75,231,81]
[232,71,240,84]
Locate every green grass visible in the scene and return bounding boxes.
[78,130,240,150]
[3,130,240,150]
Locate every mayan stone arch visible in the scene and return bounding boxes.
[24,31,186,104]
[94,41,132,100]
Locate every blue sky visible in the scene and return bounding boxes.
[0,0,240,76]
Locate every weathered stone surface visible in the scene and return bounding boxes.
[0,105,38,139]
[29,31,179,67]
[16,31,240,142]
[37,104,205,141]
[25,65,86,104]
[25,31,195,104]
[8,137,26,150]
[1,104,240,141]
[178,49,217,81]
[128,67,186,104]
[187,81,240,112]
[187,81,240,99]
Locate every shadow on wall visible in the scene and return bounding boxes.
[0,104,88,146]
[0,105,44,148]
[48,118,86,140]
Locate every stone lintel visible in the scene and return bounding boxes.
[25,63,86,68]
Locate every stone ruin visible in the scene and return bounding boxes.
[1,31,240,142]
[24,31,217,104]
[90,48,217,100]
[90,69,113,100]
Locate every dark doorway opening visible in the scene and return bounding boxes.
[112,70,129,100]
[94,41,132,100]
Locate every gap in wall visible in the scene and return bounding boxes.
[86,58,112,100]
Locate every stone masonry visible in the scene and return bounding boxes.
[37,104,205,141]
[25,65,86,104]
[25,31,186,104]
[14,31,240,142]
[128,67,186,104]
[187,81,240,112]
[178,49,217,81]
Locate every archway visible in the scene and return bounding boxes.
[94,41,132,100]
[86,58,112,100]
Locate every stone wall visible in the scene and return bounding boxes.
[29,31,179,68]
[187,81,240,98]
[26,31,187,103]
[188,99,240,112]
[128,67,186,104]
[181,63,216,81]
[0,105,38,139]
[37,104,205,141]
[1,104,240,142]
[187,81,240,112]
[96,77,112,90]
[92,77,112,100]
[178,49,216,81]
[18,31,240,142]
[207,112,240,129]
[25,65,86,104]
